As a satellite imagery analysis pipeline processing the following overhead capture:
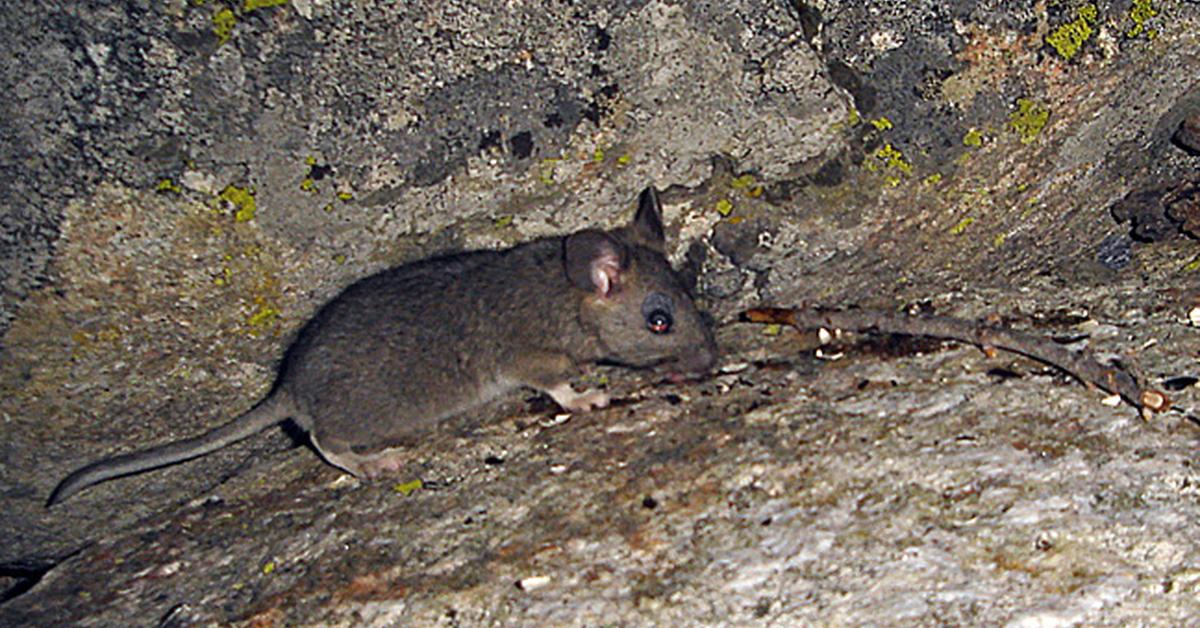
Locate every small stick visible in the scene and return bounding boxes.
[742,307,1170,416]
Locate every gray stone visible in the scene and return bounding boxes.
[4,1,1200,625]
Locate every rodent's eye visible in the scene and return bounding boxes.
[642,292,675,334]
[646,309,672,334]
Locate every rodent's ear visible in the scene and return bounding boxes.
[564,231,627,297]
[625,186,666,251]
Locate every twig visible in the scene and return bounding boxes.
[742,307,1170,417]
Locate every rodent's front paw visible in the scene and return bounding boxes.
[565,390,610,412]
[546,383,610,412]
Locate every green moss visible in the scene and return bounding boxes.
[212,8,236,45]
[962,128,983,147]
[493,215,514,228]
[592,148,605,163]
[1009,98,1049,144]
[1045,4,1097,60]
[71,327,123,359]
[1127,0,1158,38]
[617,154,632,166]
[217,184,258,222]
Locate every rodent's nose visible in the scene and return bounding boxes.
[682,343,718,374]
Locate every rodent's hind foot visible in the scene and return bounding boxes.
[315,439,409,479]
[359,452,406,479]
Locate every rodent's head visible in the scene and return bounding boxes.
[566,187,718,376]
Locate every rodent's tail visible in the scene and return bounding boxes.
[46,393,294,507]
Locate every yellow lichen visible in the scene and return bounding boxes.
[870,117,894,131]
[212,8,236,45]
[617,154,632,166]
[538,158,560,185]
[582,372,609,386]
[214,266,232,286]
[592,148,605,163]
[493,215,514,228]
[244,0,289,10]
[217,185,258,222]
[336,191,354,201]
[715,199,734,216]
[299,178,316,192]
[155,178,183,194]
[872,143,913,187]
[1127,0,1158,38]
[394,479,423,496]
[949,217,976,235]
[333,254,346,265]
[1009,98,1049,144]
[1045,4,1097,60]
[762,324,782,337]
[262,561,276,575]
[247,302,280,329]
[963,129,983,147]
[730,174,756,189]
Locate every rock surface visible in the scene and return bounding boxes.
[3,0,1200,625]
